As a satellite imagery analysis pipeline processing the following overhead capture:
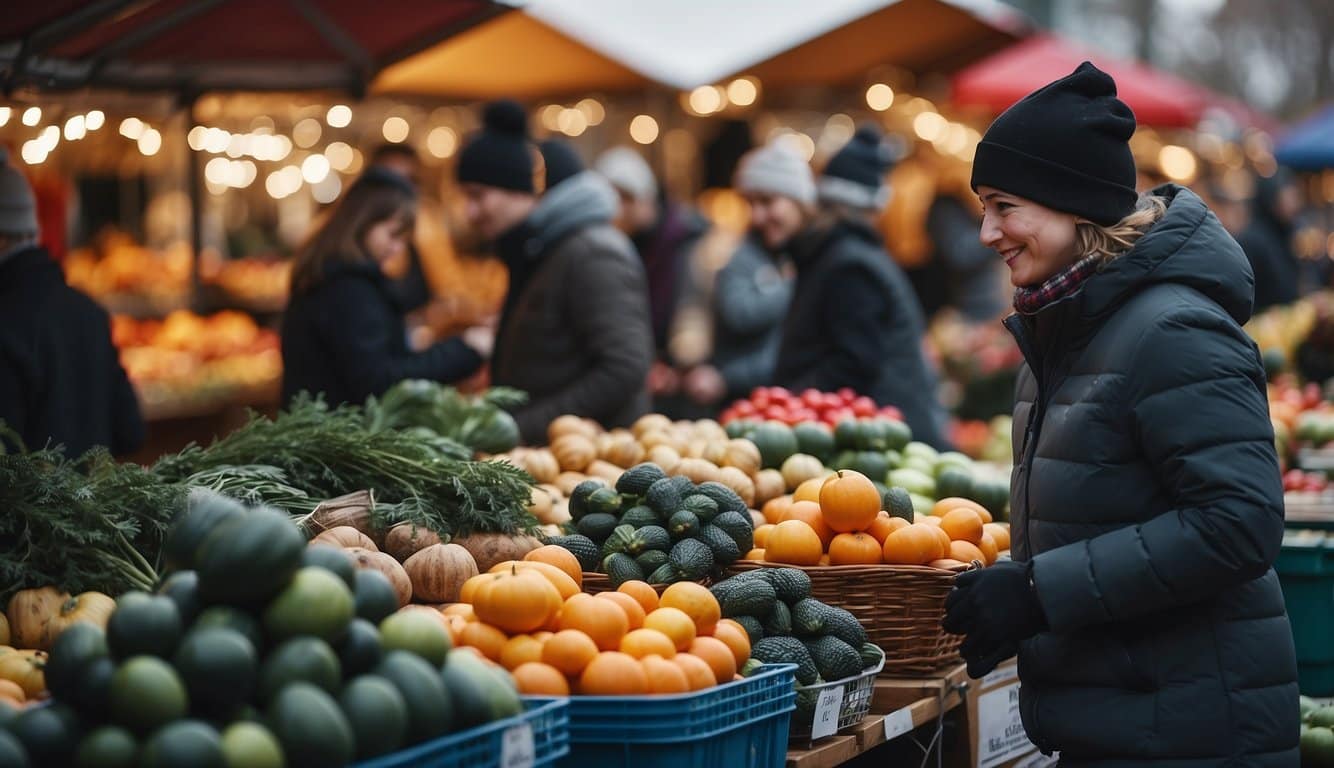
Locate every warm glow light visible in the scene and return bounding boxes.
[265,171,287,199]
[138,128,162,156]
[21,107,41,127]
[325,141,354,171]
[382,116,409,143]
[226,133,249,158]
[0,107,11,127]
[119,117,145,139]
[557,108,588,137]
[202,127,230,154]
[426,127,458,158]
[39,126,60,152]
[576,98,606,126]
[727,78,758,107]
[85,110,105,130]
[866,83,895,111]
[293,117,322,149]
[20,140,46,165]
[540,105,564,131]
[233,160,257,188]
[629,114,660,145]
[312,173,342,204]
[913,112,947,142]
[205,157,231,185]
[326,104,352,128]
[688,86,724,115]
[64,114,87,141]
[1159,144,1198,181]
[302,153,331,184]
[187,126,207,150]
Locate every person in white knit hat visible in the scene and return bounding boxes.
[0,148,143,456]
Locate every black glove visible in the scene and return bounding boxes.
[941,559,1047,678]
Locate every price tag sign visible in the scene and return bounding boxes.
[883,706,914,741]
[812,685,844,739]
[500,723,535,768]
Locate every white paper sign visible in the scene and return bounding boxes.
[976,683,1036,768]
[500,723,536,768]
[812,685,844,739]
[883,706,914,741]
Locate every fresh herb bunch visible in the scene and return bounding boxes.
[0,448,185,601]
[365,380,526,455]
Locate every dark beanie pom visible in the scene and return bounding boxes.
[482,99,529,137]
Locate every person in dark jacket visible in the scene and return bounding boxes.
[771,127,952,449]
[1236,168,1302,310]
[281,169,487,406]
[942,62,1298,767]
[457,101,653,443]
[0,150,143,456]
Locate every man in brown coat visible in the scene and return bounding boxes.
[456,100,652,443]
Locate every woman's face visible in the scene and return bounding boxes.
[745,192,807,250]
[977,186,1081,288]
[363,214,411,268]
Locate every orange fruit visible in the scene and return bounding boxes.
[688,637,737,684]
[641,654,690,694]
[459,573,490,604]
[532,631,554,643]
[643,607,697,651]
[524,545,584,587]
[441,603,477,622]
[457,622,508,662]
[927,523,952,553]
[659,582,721,635]
[616,580,659,615]
[559,593,630,651]
[444,614,468,644]
[917,514,941,527]
[765,519,824,566]
[948,539,986,564]
[754,524,775,548]
[827,532,884,565]
[743,547,765,560]
[671,652,717,691]
[762,495,794,525]
[542,629,600,676]
[931,497,992,523]
[819,470,881,532]
[580,651,649,695]
[500,634,545,670]
[710,620,752,667]
[620,628,678,659]
[983,523,1011,552]
[596,591,646,630]
[0,680,24,703]
[882,523,946,565]
[865,512,908,544]
[940,508,984,544]
[977,533,999,565]
[512,662,571,696]
[780,500,834,547]
[792,477,826,503]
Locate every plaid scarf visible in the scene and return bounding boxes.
[1013,254,1102,315]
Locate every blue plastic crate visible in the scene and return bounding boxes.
[1277,530,1334,696]
[355,698,569,768]
[538,663,797,768]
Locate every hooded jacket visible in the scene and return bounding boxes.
[1007,186,1298,767]
[492,171,652,442]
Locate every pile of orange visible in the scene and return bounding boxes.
[443,565,752,696]
[750,471,1010,568]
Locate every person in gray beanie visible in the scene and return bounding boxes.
[0,149,144,456]
[768,129,952,449]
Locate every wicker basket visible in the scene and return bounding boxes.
[580,572,712,595]
[725,561,965,675]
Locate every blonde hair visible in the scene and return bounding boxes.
[1077,194,1168,265]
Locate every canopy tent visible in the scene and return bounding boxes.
[1275,105,1334,171]
[0,0,509,96]
[372,0,1027,100]
[951,33,1265,129]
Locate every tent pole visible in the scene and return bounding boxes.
[185,95,204,313]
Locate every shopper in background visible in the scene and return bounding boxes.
[1237,168,1302,309]
[539,138,585,190]
[0,149,144,456]
[366,143,433,311]
[684,143,806,407]
[281,169,488,406]
[456,101,652,443]
[924,165,1007,322]
[942,62,1297,766]
[772,126,952,449]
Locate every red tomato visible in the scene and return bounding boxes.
[801,389,824,409]
[879,406,903,421]
[837,388,856,403]
[851,396,876,417]
[752,391,771,410]
[764,405,790,422]
[734,400,757,416]
[821,393,843,411]
[1304,383,1323,410]
[719,408,738,424]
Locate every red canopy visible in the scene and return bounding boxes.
[0,0,507,95]
[952,34,1252,129]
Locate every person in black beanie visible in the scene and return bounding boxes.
[538,138,584,189]
[457,100,652,442]
[771,125,953,449]
[942,62,1297,766]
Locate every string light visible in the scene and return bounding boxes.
[20,140,47,165]
[324,141,354,171]
[426,127,458,158]
[22,107,41,127]
[688,86,724,115]
[85,110,105,131]
[866,83,895,111]
[382,116,409,143]
[629,115,659,145]
[912,112,947,142]
[138,128,162,156]
[326,105,352,128]
[726,78,759,107]
[119,117,145,140]
[301,153,331,184]
[293,118,322,149]
[0,107,11,127]
[64,114,86,141]
[576,98,606,126]
[1159,145,1197,182]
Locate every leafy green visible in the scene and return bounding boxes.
[365,380,526,454]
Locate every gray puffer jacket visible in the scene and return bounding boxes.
[1008,186,1298,767]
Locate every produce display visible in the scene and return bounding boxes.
[365,379,524,457]
[719,387,903,429]
[0,493,527,767]
[927,317,1025,421]
[950,415,1014,465]
[1302,697,1334,768]
[64,237,192,315]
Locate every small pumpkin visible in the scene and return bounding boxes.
[701,440,730,467]
[646,445,682,475]
[471,567,561,634]
[384,523,443,562]
[454,533,543,573]
[819,470,882,533]
[600,432,645,468]
[637,430,675,454]
[548,414,599,443]
[523,545,583,587]
[486,560,580,600]
[345,547,412,607]
[752,469,787,506]
[780,454,826,493]
[716,466,757,508]
[522,450,561,485]
[721,439,762,477]
[311,526,378,551]
[6,587,69,650]
[631,413,672,438]
[0,649,46,698]
[692,419,728,443]
[39,592,115,647]
[585,460,624,484]
[675,458,720,485]
[403,544,479,603]
[554,472,594,497]
[552,434,597,472]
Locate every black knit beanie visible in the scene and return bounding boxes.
[539,138,584,189]
[819,124,894,210]
[971,61,1138,226]
[456,100,538,193]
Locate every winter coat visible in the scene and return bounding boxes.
[1238,174,1300,311]
[0,245,143,456]
[711,235,791,402]
[281,259,481,407]
[492,171,653,443]
[774,218,951,449]
[634,201,710,358]
[1007,186,1298,767]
